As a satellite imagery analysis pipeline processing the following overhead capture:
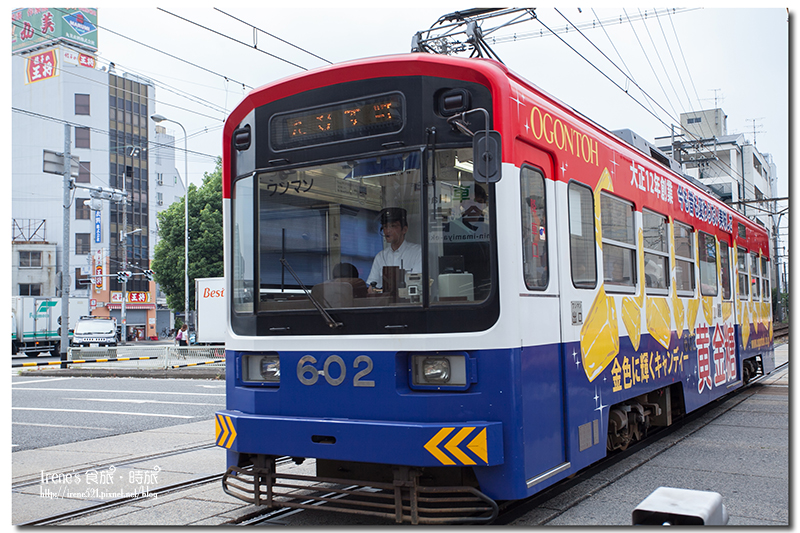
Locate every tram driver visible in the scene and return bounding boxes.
[367,207,422,294]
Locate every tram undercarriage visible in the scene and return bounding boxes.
[222,456,497,524]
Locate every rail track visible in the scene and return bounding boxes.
[16,361,785,526]
[14,443,222,526]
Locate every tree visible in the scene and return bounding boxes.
[152,158,223,313]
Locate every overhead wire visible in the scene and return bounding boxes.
[546,9,677,131]
[654,8,694,113]
[667,10,704,111]
[544,10,748,184]
[214,8,333,65]
[635,8,685,115]
[158,8,309,71]
[590,8,659,120]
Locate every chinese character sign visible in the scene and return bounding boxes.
[26,49,58,84]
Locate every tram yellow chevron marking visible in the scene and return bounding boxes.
[467,428,488,463]
[445,427,476,465]
[217,415,230,448]
[215,415,221,443]
[424,428,456,465]
[224,417,237,448]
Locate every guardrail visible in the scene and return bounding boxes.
[11,346,225,370]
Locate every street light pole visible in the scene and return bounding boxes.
[151,114,189,330]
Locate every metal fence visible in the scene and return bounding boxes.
[68,345,225,370]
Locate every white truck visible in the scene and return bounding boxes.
[11,297,88,357]
[195,277,226,345]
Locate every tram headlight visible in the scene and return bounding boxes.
[243,354,280,383]
[411,353,469,389]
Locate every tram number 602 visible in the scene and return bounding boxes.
[297,355,375,387]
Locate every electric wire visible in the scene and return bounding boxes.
[667,10,704,111]
[590,8,660,120]
[635,8,685,115]
[654,7,694,113]
[158,8,309,71]
[543,11,750,184]
[536,13,673,131]
[214,8,332,65]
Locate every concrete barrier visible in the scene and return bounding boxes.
[67,346,225,370]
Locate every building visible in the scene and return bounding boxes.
[11,8,185,340]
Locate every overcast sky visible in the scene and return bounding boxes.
[92,6,788,193]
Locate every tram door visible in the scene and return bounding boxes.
[518,157,569,487]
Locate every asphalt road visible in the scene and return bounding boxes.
[11,375,225,452]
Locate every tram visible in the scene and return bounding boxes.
[214,53,774,523]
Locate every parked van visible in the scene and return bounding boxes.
[71,316,118,347]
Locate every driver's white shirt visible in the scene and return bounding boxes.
[367,240,422,288]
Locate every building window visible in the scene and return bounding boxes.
[75,268,91,290]
[76,199,91,220]
[75,94,90,115]
[75,127,90,149]
[521,166,548,290]
[75,233,91,255]
[674,222,696,294]
[688,117,702,124]
[737,247,749,299]
[77,161,91,183]
[19,251,42,268]
[643,209,669,291]
[601,193,636,291]
[568,181,596,289]
[19,284,42,296]
[698,232,718,296]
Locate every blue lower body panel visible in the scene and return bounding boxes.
[216,410,504,468]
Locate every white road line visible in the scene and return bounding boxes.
[13,422,114,431]
[11,377,74,385]
[12,407,196,419]
[62,397,225,407]
[11,387,224,397]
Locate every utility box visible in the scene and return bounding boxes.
[632,487,728,525]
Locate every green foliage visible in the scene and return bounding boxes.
[152,158,223,312]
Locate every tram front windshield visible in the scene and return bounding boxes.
[232,148,492,314]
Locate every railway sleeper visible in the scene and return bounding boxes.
[607,384,686,452]
[222,456,498,525]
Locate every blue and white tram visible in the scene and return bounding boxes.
[215,54,774,523]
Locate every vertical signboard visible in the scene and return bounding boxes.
[12,8,98,54]
[94,210,102,243]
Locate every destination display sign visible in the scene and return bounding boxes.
[270,93,404,151]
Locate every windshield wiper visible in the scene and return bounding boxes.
[279,258,343,329]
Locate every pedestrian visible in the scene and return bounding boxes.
[176,324,189,347]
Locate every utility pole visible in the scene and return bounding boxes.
[60,124,71,369]
[121,169,129,345]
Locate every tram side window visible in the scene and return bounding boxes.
[719,241,732,300]
[762,257,770,301]
[750,252,761,300]
[232,175,255,313]
[674,222,696,294]
[737,247,749,299]
[568,182,596,288]
[520,167,548,290]
[642,209,669,291]
[698,231,718,296]
[600,193,635,291]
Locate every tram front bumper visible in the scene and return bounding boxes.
[215,410,504,467]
